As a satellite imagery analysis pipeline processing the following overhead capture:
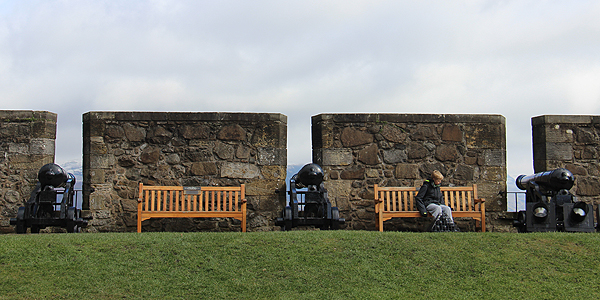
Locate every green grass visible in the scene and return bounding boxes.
[1,231,599,299]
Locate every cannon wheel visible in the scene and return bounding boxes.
[15,207,27,234]
[66,207,79,233]
[284,206,293,231]
[331,207,340,230]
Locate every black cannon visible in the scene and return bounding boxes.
[275,163,345,231]
[10,163,88,233]
[513,168,595,232]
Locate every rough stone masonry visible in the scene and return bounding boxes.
[83,112,287,232]
[312,113,508,232]
[0,110,56,233]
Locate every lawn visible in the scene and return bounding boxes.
[1,231,599,299]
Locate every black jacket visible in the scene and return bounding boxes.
[415,179,444,216]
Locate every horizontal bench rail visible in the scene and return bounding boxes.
[375,184,485,232]
[137,183,246,232]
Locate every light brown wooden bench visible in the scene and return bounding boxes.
[374,184,485,232]
[137,183,247,232]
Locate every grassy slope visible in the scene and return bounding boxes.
[1,231,599,299]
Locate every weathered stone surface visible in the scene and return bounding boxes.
[218,125,246,141]
[435,144,459,162]
[454,165,475,181]
[340,127,373,147]
[357,144,380,165]
[576,177,600,196]
[412,126,435,140]
[123,124,146,142]
[442,125,462,142]
[408,142,428,159]
[140,147,160,164]
[257,148,286,166]
[340,166,365,180]
[181,124,210,139]
[395,164,420,179]
[220,162,260,178]
[382,149,406,164]
[189,162,217,176]
[380,124,407,143]
[214,141,234,160]
[317,149,353,166]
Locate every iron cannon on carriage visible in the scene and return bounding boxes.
[10,163,88,233]
[276,163,345,230]
[513,168,596,232]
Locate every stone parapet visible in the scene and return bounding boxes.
[312,113,508,232]
[83,111,287,232]
[532,115,600,213]
[0,111,57,233]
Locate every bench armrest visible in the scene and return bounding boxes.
[474,198,485,203]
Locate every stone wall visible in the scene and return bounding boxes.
[532,115,600,216]
[312,113,508,232]
[0,111,56,233]
[83,112,287,232]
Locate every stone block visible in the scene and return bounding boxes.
[221,162,260,179]
[357,144,380,165]
[395,164,420,179]
[340,166,365,180]
[382,149,406,164]
[189,162,218,176]
[315,149,353,166]
[380,124,407,143]
[544,143,573,161]
[218,125,246,141]
[260,166,286,180]
[483,149,505,166]
[341,127,373,147]
[257,148,286,166]
[435,144,459,162]
[123,124,146,142]
[442,125,462,142]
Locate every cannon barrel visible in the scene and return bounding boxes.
[38,163,72,188]
[516,168,574,192]
[293,163,324,187]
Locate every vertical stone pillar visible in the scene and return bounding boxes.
[83,112,286,232]
[532,115,600,207]
[0,111,56,233]
[312,113,507,231]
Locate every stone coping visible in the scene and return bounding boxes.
[84,111,287,123]
[532,115,600,125]
[312,113,505,124]
[0,110,57,121]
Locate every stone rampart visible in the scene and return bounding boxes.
[312,113,508,232]
[83,112,286,232]
[532,115,600,214]
[0,111,56,233]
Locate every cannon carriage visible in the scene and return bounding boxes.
[10,163,88,233]
[276,163,345,231]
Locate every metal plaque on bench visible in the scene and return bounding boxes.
[183,186,202,195]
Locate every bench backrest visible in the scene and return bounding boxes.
[374,184,481,212]
[138,183,246,213]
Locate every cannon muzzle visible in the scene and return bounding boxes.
[516,168,574,192]
[293,163,324,187]
[38,163,70,188]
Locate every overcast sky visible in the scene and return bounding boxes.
[1,0,599,178]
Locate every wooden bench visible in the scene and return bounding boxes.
[374,184,485,232]
[137,183,247,232]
